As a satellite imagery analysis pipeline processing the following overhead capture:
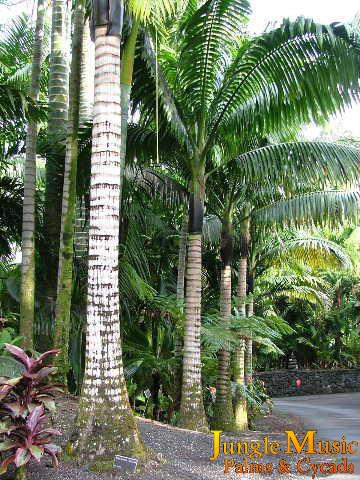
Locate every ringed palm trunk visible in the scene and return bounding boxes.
[53,0,86,384]
[19,0,46,350]
[233,221,250,431]
[119,18,140,202]
[43,0,70,304]
[213,223,235,431]
[73,25,144,462]
[245,269,254,385]
[179,188,208,432]
[173,209,188,411]
[79,19,94,125]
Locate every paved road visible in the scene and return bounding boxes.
[274,393,360,479]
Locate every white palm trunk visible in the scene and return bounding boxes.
[19,0,46,350]
[74,26,144,462]
[233,256,248,431]
[176,212,188,303]
[173,212,188,408]
[79,20,94,125]
[245,300,254,385]
[179,234,208,432]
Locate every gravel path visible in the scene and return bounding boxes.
[3,396,330,479]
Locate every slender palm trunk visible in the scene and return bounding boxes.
[173,210,188,411]
[233,221,250,431]
[233,337,247,429]
[79,20,94,125]
[119,18,140,202]
[179,187,208,431]
[73,26,144,463]
[245,270,254,385]
[213,223,235,430]
[73,20,94,264]
[54,0,85,383]
[43,0,70,303]
[19,0,46,350]
[176,211,188,304]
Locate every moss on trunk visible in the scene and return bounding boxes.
[54,0,85,384]
[20,0,46,351]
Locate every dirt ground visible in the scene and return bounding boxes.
[3,395,323,480]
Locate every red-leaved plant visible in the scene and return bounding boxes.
[0,344,63,474]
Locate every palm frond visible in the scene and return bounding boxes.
[257,231,352,270]
[128,0,182,23]
[208,17,360,147]
[140,32,194,153]
[177,0,251,124]
[236,141,360,188]
[254,190,360,228]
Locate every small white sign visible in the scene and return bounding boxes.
[113,455,138,473]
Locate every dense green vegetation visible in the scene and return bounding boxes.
[0,0,360,475]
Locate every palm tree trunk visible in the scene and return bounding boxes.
[233,221,250,431]
[179,190,208,432]
[19,0,46,351]
[173,210,188,411]
[79,19,94,125]
[233,338,247,429]
[73,25,144,463]
[213,219,234,432]
[53,0,85,384]
[119,18,140,202]
[43,0,70,304]
[176,211,188,303]
[245,270,254,385]
[213,223,235,430]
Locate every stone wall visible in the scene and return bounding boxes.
[254,369,360,397]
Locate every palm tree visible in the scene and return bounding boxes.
[19,0,47,350]
[133,2,360,430]
[54,0,86,383]
[72,5,145,462]
[246,228,353,378]
[236,188,360,406]
[43,0,70,304]
[208,137,360,430]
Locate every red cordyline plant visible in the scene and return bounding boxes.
[0,344,63,475]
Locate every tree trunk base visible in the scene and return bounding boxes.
[71,397,147,470]
[179,386,209,432]
[233,390,248,432]
[212,383,235,432]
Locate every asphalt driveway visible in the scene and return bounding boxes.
[274,393,360,479]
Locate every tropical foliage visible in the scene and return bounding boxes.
[1,0,360,476]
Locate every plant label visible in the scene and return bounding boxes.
[113,455,138,473]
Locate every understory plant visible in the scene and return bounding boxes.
[0,344,62,477]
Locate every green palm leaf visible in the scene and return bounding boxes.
[257,231,352,270]
[236,141,360,188]
[209,17,360,146]
[127,0,181,22]
[140,32,193,153]
[178,0,251,123]
[254,190,360,228]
